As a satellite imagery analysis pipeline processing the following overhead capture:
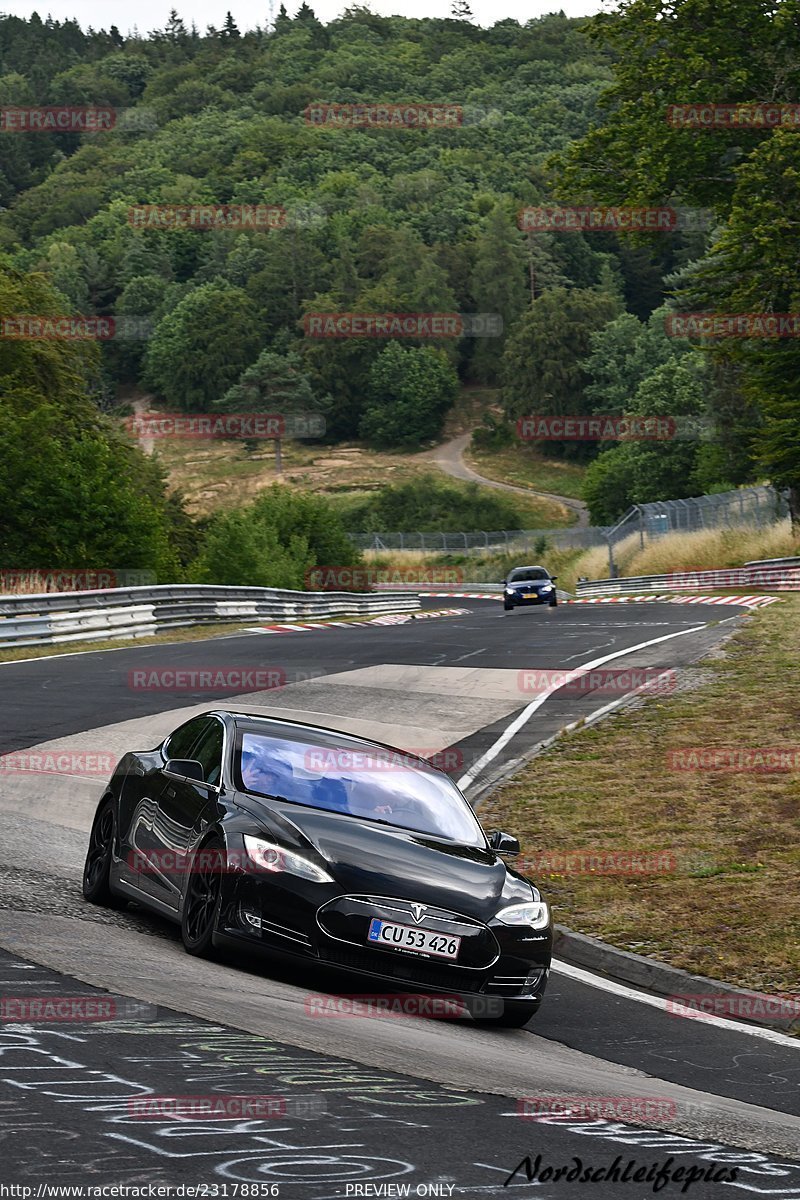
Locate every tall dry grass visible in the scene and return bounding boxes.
[363,519,800,593]
[555,521,799,589]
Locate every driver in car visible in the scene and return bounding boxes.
[241,752,282,796]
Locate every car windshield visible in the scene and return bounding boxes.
[509,567,549,582]
[235,730,485,846]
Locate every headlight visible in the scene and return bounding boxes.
[496,901,550,929]
[505,587,515,594]
[243,835,333,884]
[539,584,553,592]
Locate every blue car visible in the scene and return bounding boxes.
[502,565,558,611]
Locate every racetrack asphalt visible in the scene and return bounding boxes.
[1,598,798,1194]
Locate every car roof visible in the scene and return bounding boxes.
[214,710,447,776]
[509,564,550,573]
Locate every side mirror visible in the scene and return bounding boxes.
[501,579,507,586]
[550,576,558,582]
[489,830,520,855]
[164,758,205,783]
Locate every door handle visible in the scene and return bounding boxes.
[165,785,176,799]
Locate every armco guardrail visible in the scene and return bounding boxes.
[0,584,420,648]
[575,557,800,598]
[744,556,800,568]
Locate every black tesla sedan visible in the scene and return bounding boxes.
[502,565,559,610]
[83,711,551,1027]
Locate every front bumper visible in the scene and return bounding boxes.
[216,879,551,1003]
[507,590,554,606]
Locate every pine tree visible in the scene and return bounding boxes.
[220,11,241,37]
[165,9,187,41]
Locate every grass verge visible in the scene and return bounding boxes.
[466,443,587,501]
[478,597,800,993]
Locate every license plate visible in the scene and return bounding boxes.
[523,593,537,599]
[367,918,461,960]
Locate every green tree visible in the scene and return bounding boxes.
[220,11,241,38]
[557,0,785,214]
[557,0,800,521]
[582,357,709,521]
[501,286,621,458]
[189,485,359,586]
[345,478,523,534]
[0,267,182,575]
[469,203,528,383]
[359,343,459,449]
[144,281,262,410]
[582,305,690,414]
[216,346,329,417]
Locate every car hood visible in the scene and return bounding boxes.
[509,580,550,589]
[242,796,531,920]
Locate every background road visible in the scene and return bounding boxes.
[421,432,590,526]
[1,599,798,1195]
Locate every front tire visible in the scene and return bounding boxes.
[549,597,558,608]
[503,600,514,611]
[83,799,127,909]
[181,839,225,958]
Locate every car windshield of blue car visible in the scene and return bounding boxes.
[509,567,549,582]
[237,731,485,845]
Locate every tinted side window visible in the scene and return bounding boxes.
[164,717,207,762]
[191,719,225,786]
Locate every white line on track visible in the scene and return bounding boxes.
[552,960,800,1049]
[456,622,709,789]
